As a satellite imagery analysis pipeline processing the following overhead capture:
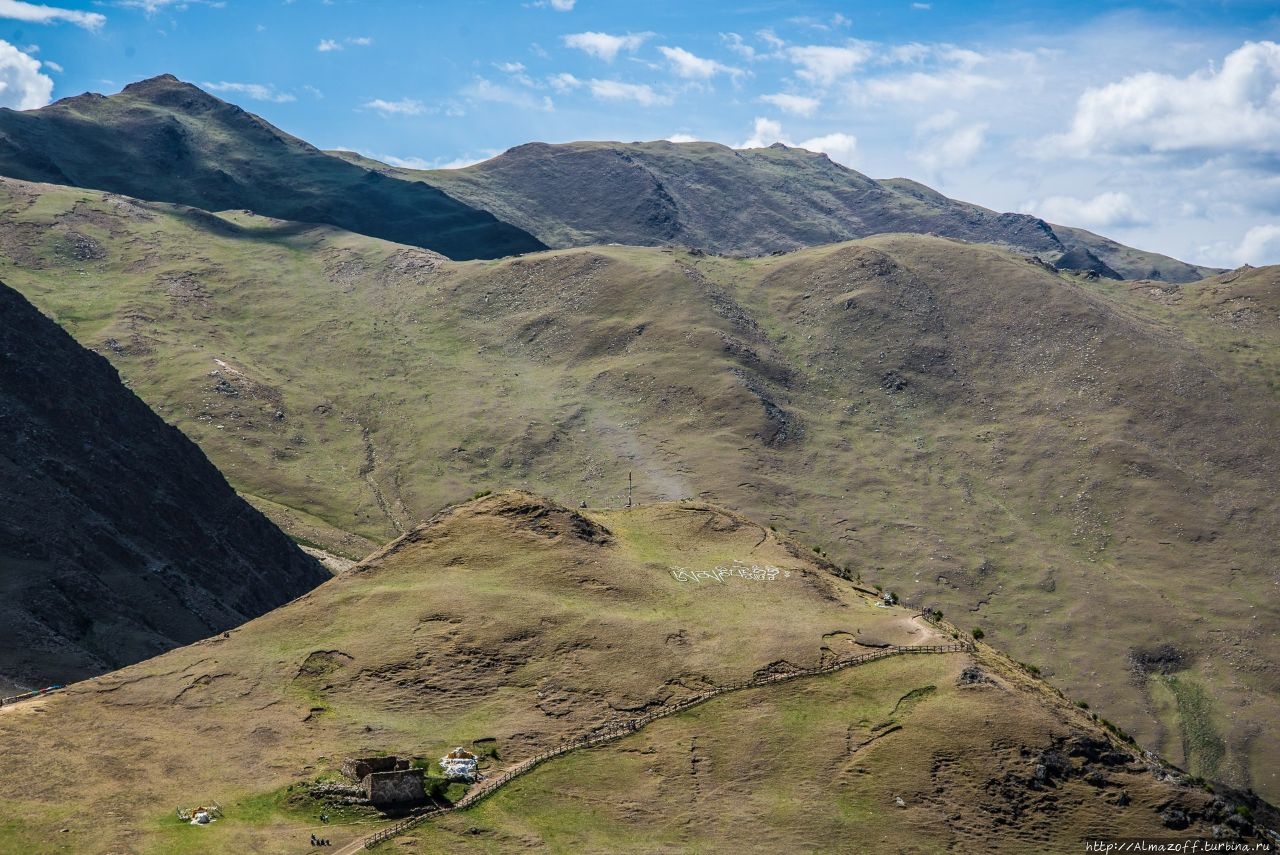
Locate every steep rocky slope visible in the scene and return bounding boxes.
[0,492,1272,853]
[0,280,327,688]
[0,75,544,260]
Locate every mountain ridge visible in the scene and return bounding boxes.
[0,74,545,261]
[0,72,1213,276]
[335,139,1215,281]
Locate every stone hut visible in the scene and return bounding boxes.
[341,755,426,807]
[365,768,426,806]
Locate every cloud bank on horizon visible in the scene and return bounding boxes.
[1,0,1278,267]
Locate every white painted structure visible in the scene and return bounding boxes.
[440,747,479,781]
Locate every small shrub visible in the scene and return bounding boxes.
[470,489,492,500]
[1076,700,1089,709]
[971,627,985,640]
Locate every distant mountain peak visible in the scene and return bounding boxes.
[0,76,545,260]
[125,72,183,87]
[119,73,238,113]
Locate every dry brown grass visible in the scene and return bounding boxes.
[1,492,1254,854]
[1,177,1276,802]
[0,493,937,853]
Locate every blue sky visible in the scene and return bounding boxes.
[2,0,1279,266]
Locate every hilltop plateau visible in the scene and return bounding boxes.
[0,280,326,690]
[0,175,1276,802]
[0,492,1271,854]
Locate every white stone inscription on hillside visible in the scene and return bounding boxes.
[670,561,792,583]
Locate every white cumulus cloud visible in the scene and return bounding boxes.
[850,68,998,104]
[548,72,581,92]
[736,117,857,166]
[317,36,372,52]
[0,39,51,109]
[362,98,427,116]
[738,116,786,149]
[564,31,650,63]
[117,0,222,13]
[1020,191,1150,230]
[1052,40,1280,158]
[911,115,988,172]
[798,132,858,166]
[759,93,820,116]
[587,79,670,107]
[0,0,105,30]
[1230,224,1280,266]
[657,46,741,80]
[202,81,295,103]
[463,77,553,111]
[787,43,872,85]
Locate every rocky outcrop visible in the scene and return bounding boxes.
[0,281,328,687]
[1054,246,1123,279]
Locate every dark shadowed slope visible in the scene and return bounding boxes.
[0,75,544,260]
[0,281,328,687]
[336,140,1215,281]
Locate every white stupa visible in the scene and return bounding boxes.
[440,746,479,781]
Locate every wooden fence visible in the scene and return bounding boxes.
[357,642,972,850]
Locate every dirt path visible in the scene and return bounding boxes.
[299,545,357,575]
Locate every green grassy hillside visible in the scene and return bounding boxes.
[0,492,1268,854]
[0,176,1276,802]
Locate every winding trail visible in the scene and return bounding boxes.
[333,640,973,854]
